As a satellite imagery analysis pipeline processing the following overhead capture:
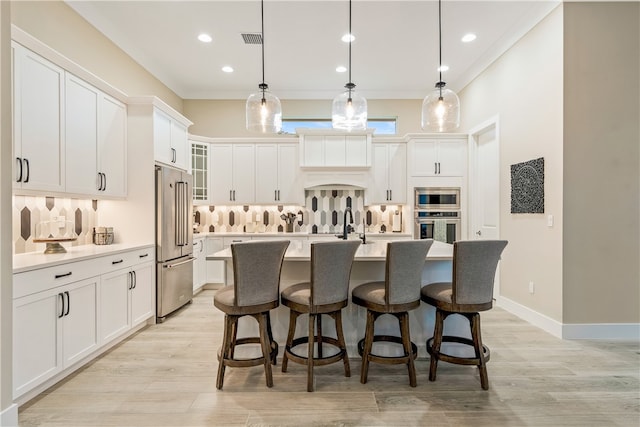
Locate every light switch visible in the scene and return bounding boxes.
[547,214,553,227]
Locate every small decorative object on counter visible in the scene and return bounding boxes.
[392,210,402,232]
[280,212,297,233]
[93,227,114,245]
[33,219,78,254]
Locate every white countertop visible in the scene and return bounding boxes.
[13,243,154,274]
[207,239,452,262]
[194,231,413,238]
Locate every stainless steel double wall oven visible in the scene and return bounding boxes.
[414,187,461,244]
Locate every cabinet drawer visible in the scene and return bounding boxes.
[14,258,102,299]
[95,247,155,273]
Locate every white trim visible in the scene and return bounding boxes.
[498,296,640,340]
[497,296,563,338]
[562,323,640,340]
[0,403,18,427]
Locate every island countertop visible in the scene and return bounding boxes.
[207,239,452,262]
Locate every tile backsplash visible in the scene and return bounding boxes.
[13,196,98,254]
[194,189,404,235]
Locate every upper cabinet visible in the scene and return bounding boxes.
[298,129,373,168]
[368,142,406,204]
[255,143,303,205]
[12,42,127,198]
[153,108,189,171]
[409,137,467,177]
[191,141,210,205]
[65,74,127,197]
[12,42,65,193]
[210,144,255,205]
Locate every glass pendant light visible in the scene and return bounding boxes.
[422,0,460,132]
[332,0,367,131]
[246,0,282,133]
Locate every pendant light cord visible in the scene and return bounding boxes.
[348,0,352,86]
[438,0,443,98]
[261,0,266,100]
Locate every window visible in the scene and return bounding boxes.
[281,118,396,135]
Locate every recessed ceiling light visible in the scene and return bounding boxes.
[198,33,213,43]
[336,66,347,73]
[341,33,355,43]
[221,66,234,73]
[438,65,449,72]
[461,33,477,43]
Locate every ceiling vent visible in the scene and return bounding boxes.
[241,33,262,45]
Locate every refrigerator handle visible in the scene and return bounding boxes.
[183,180,190,245]
[176,181,184,246]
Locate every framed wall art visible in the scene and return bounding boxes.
[510,157,544,214]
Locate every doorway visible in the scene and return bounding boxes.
[469,116,501,298]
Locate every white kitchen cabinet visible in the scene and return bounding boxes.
[369,142,406,204]
[191,142,210,204]
[13,276,98,399]
[210,144,255,204]
[154,108,189,170]
[100,255,154,343]
[255,143,303,204]
[12,42,65,193]
[410,138,467,177]
[205,237,225,284]
[299,131,372,168]
[65,74,126,197]
[192,237,206,292]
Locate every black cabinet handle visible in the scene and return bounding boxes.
[16,158,22,182]
[112,259,124,265]
[64,291,70,316]
[55,272,72,279]
[171,148,176,163]
[139,253,149,258]
[24,158,30,183]
[132,271,137,289]
[58,293,65,318]
[128,271,133,290]
[102,173,107,191]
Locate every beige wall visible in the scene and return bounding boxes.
[458,7,565,321]
[1,0,13,420]
[562,2,640,324]
[184,98,423,138]
[10,1,183,112]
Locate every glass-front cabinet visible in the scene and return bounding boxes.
[191,141,209,204]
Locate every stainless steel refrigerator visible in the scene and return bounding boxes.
[155,165,194,322]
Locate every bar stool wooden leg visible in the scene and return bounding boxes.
[360,310,376,384]
[334,310,350,377]
[470,313,489,390]
[307,313,316,392]
[229,317,237,360]
[429,309,445,382]
[282,310,299,373]
[266,313,277,365]
[257,313,274,388]
[216,314,233,390]
[399,312,417,387]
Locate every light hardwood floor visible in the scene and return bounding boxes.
[18,289,639,426]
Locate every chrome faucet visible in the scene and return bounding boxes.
[342,207,353,240]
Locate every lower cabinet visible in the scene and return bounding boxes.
[13,276,99,399]
[100,261,154,343]
[13,246,155,401]
[192,237,206,292]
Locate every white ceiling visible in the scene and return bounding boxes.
[66,0,560,100]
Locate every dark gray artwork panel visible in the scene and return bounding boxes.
[511,157,544,214]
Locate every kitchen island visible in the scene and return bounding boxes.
[208,239,469,358]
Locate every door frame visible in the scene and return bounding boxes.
[468,115,502,299]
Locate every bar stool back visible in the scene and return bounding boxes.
[281,240,360,391]
[352,239,434,387]
[213,240,289,389]
[421,240,508,390]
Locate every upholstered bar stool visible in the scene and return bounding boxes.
[352,240,433,387]
[280,240,360,392]
[421,240,508,390]
[213,240,289,389]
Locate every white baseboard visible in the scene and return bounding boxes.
[497,296,640,340]
[562,323,640,340]
[497,296,563,338]
[0,403,18,427]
